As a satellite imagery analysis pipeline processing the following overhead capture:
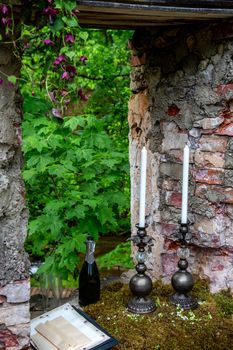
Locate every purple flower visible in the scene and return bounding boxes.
[61,90,68,96]
[78,89,88,101]
[65,33,75,44]
[48,91,57,102]
[52,108,62,119]
[80,56,88,63]
[23,42,30,50]
[0,5,9,14]
[64,65,76,79]
[53,54,66,65]
[0,78,3,85]
[43,7,58,17]
[43,38,54,45]
[61,72,70,80]
[2,17,12,27]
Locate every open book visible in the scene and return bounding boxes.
[31,303,118,350]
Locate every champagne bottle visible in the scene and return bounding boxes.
[79,235,100,306]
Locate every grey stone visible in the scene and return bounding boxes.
[224,170,233,187]
[0,303,30,327]
[160,163,182,180]
[0,280,30,303]
[190,197,215,219]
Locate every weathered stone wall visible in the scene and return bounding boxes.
[129,23,233,293]
[0,46,30,349]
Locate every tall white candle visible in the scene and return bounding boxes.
[181,144,190,224]
[139,146,147,227]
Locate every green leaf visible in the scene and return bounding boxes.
[7,75,17,85]
[50,17,64,34]
[64,116,85,130]
[79,31,89,41]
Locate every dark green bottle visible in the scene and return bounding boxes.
[79,235,100,306]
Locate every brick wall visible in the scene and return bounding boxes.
[129,24,233,293]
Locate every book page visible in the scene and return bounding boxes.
[31,332,58,350]
[31,303,110,350]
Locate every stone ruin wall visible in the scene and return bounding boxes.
[129,23,233,293]
[0,45,30,349]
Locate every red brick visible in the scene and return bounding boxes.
[161,223,178,237]
[0,329,18,348]
[130,53,146,66]
[215,121,233,136]
[216,83,233,96]
[165,191,182,208]
[192,169,224,185]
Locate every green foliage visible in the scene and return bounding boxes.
[22,28,133,281]
[97,242,134,270]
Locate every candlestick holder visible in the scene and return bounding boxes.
[170,222,198,310]
[127,224,156,314]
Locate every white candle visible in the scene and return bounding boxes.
[181,144,190,224]
[139,146,147,227]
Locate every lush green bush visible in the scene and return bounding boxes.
[22,28,133,281]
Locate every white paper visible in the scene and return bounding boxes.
[31,303,110,350]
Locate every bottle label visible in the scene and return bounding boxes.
[85,240,95,264]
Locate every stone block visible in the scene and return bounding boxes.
[159,178,180,191]
[198,135,228,152]
[0,145,15,168]
[196,184,233,204]
[0,117,15,144]
[190,197,215,219]
[225,150,233,169]
[161,253,178,276]
[161,124,188,152]
[194,150,225,168]
[160,163,182,180]
[192,168,224,185]
[224,170,233,187]
[193,215,229,248]
[0,280,30,303]
[194,116,224,129]
[1,303,30,327]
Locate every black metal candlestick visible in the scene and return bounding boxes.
[127,224,156,314]
[170,222,198,310]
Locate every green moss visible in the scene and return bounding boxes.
[84,279,233,350]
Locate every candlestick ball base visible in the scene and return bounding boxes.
[128,272,156,314]
[127,225,156,314]
[170,293,198,310]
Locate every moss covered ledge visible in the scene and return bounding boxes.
[84,280,233,350]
